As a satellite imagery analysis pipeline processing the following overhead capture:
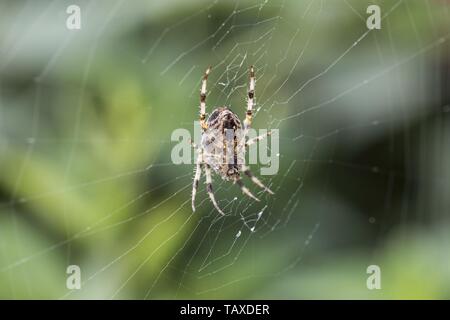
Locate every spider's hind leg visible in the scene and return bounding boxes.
[242,165,274,195]
[199,66,211,130]
[244,66,255,130]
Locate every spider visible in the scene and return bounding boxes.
[191,66,274,215]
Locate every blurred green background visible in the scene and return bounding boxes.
[0,0,449,299]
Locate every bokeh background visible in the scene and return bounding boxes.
[0,0,449,299]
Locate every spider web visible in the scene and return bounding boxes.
[0,0,449,299]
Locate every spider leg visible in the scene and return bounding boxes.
[200,66,211,131]
[245,130,272,148]
[242,165,274,194]
[191,152,203,212]
[188,139,201,152]
[234,175,260,202]
[204,164,225,215]
[243,65,255,130]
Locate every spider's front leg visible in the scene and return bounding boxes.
[242,165,274,195]
[199,66,211,131]
[234,175,260,202]
[204,164,225,216]
[191,151,203,212]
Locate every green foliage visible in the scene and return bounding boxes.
[0,0,449,299]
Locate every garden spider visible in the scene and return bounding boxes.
[191,66,274,215]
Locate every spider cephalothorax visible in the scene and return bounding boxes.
[192,66,274,215]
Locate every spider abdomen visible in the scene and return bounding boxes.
[206,106,242,130]
[202,106,244,180]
